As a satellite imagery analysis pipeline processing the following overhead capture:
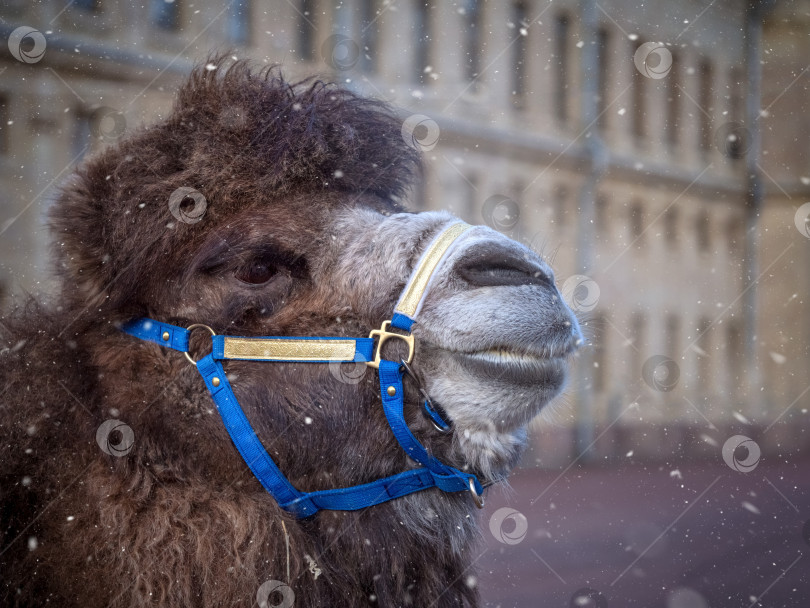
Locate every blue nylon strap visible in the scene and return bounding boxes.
[211,335,374,363]
[195,354,304,507]
[121,318,373,363]
[194,355,478,516]
[122,317,484,517]
[121,318,189,353]
[282,467,434,517]
[423,401,452,432]
[378,360,482,495]
[283,465,483,517]
[390,312,415,332]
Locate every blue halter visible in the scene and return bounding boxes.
[121,222,485,518]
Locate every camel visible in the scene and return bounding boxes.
[0,57,581,607]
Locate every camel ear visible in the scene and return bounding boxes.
[49,164,126,312]
[49,143,199,319]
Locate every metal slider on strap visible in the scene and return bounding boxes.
[367,222,471,370]
[366,321,415,370]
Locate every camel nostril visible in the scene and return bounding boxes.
[456,249,553,290]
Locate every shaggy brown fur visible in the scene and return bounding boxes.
[0,57,486,607]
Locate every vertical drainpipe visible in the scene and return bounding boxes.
[742,1,770,403]
[573,0,607,457]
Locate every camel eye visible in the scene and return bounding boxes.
[235,259,278,285]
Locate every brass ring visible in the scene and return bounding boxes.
[184,324,216,366]
[469,478,485,509]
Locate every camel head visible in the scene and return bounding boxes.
[50,58,581,521]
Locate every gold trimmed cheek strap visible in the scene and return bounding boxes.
[212,336,373,363]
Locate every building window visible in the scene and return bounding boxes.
[0,95,9,155]
[413,165,428,210]
[358,0,379,74]
[728,67,743,124]
[462,0,482,84]
[510,180,525,206]
[698,58,713,155]
[413,1,431,84]
[72,108,92,161]
[666,314,681,364]
[463,173,478,222]
[596,26,609,130]
[297,0,317,62]
[227,0,251,46]
[511,1,529,109]
[726,319,743,394]
[726,216,742,255]
[629,201,644,241]
[664,206,678,248]
[595,193,608,230]
[726,66,745,160]
[592,314,607,393]
[666,51,679,149]
[151,0,179,30]
[553,184,568,228]
[553,14,570,123]
[631,41,647,142]
[696,316,712,392]
[696,211,711,252]
[630,312,646,381]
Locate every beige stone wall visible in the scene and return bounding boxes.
[0,0,807,462]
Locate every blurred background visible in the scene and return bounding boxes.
[1,1,808,606]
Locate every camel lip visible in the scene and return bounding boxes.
[456,347,557,364]
[448,348,569,387]
[443,339,580,362]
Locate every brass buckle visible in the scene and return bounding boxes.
[366,320,415,369]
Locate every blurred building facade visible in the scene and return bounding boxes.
[1,0,808,464]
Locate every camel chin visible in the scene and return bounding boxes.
[417,296,581,481]
[418,343,572,482]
